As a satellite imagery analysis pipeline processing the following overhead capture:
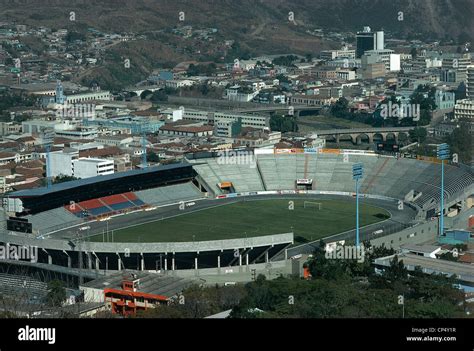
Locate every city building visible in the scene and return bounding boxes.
[159,122,214,137]
[320,48,356,60]
[442,53,472,83]
[356,27,384,58]
[435,89,456,111]
[182,109,269,129]
[49,149,78,177]
[225,85,259,102]
[363,49,400,72]
[81,272,194,317]
[454,99,474,119]
[215,118,242,138]
[467,65,474,97]
[72,158,114,179]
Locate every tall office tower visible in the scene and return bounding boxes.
[375,31,384,50]
[356,27,375,58]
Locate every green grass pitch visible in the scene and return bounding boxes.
[89,199,390,243]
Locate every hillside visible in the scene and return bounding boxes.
[1,0,472,41]
[1,0,472,89]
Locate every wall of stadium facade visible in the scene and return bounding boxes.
[370,220,438,250]
[370,206,474,250]
[0,232,294,271]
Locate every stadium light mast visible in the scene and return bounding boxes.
[436,143,450,237]
[352,163,364,247]
[142,132,147,169]
[45,144,52,189]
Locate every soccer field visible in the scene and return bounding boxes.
[89,199,390,243]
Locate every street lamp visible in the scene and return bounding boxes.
[436,143,450,237]
[352,163,364,247]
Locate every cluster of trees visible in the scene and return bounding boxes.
[53,174,79,184]
[147,151,160,163]
[408,127,428,143]
[329,97,373,125]
[444,121,473,164]
[65,31,86,43]
[330,84,437,129]
[270,114,298,133]
[0,91,36,122]
[46,280,67,307]
[230,242,465,318]
[272,55,298,67]
[136,241,465,319]
[137,285,247,318]
[409,85,437,126]
[186,63,217,77]
[225,42,251,62]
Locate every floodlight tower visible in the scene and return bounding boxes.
[141,132,147,169]
[352,163,364,247]
[45,144,52,189]
[436,143,450,236]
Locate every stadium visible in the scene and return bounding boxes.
[1,147,474,282]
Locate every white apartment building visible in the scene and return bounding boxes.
[72,158,114,179]
[336,70,356,81]
[49,150,79,177]
[225,85,259,102]
[182,109,269,129]
[164,79,195,89]
[454,99,474,120]
[320,49,356,60]
[50,150,114,178]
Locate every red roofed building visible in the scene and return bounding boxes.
[104,274,168,316]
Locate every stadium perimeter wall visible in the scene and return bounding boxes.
[369,207,474,249]
[369,220,438,250]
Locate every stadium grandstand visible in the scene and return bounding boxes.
[0,272,48,303]
[0,148,472,275]
[190,151,474,218]
[4,163,196,216]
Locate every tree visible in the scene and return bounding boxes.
[150,90,168,102]
[53,174,79,184]
[409,127,427,143]
[269,115,298,133]
[65,31,86,43]
[410,85,437,126]
[46,280,67,307]
[444,122,473,164]
[272,55,298,67]
[383,256,408,281]
[147,151,160,163]
[330,97,350,119]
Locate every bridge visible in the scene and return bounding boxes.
[316,126,415,144]
[233,105,322,116]
[125,85,162,96]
